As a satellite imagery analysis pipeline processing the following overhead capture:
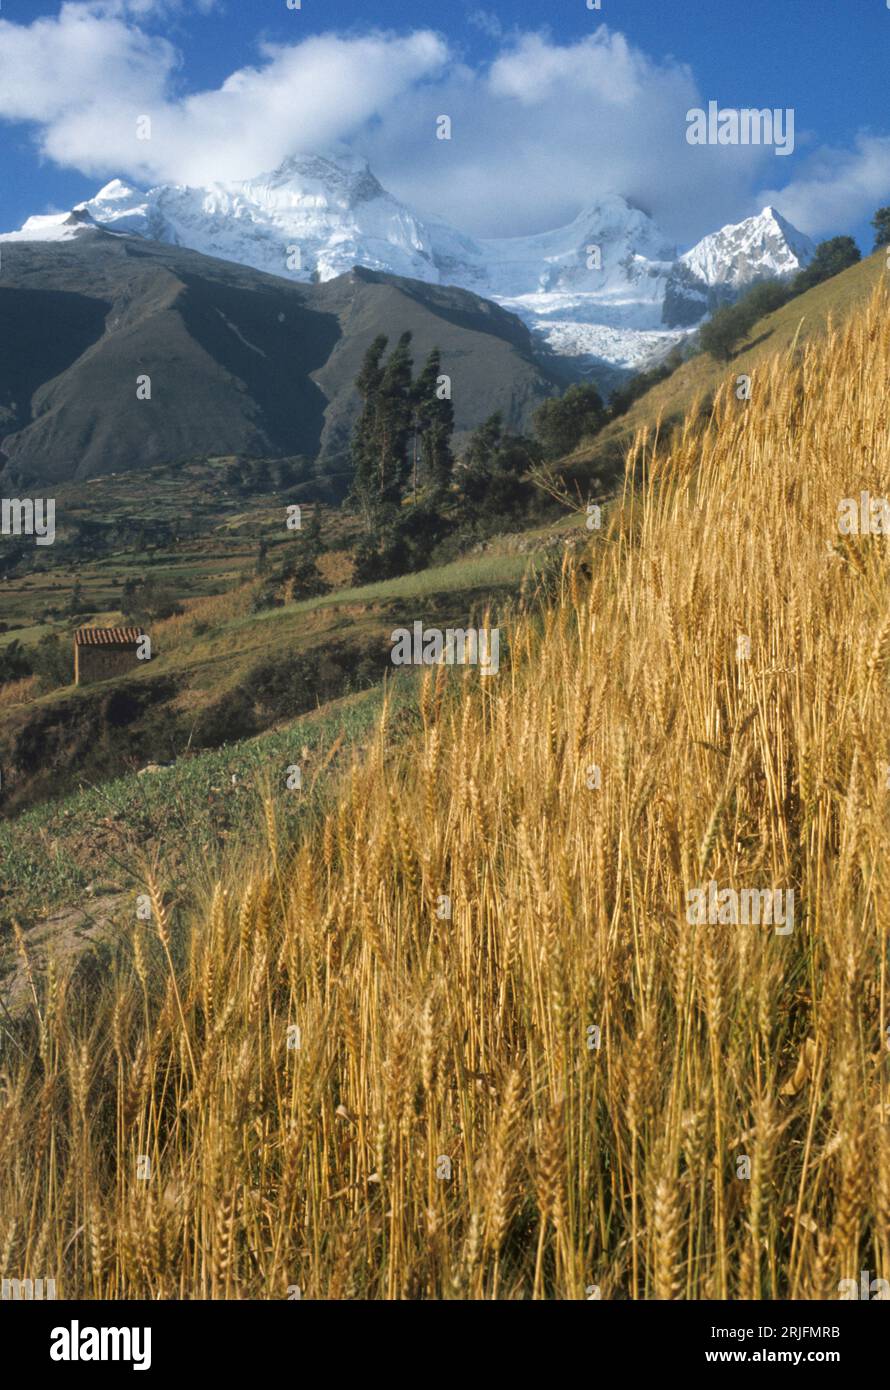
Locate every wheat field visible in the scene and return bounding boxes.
[2,288,890,1300]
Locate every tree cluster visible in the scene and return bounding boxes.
[349,333,456,578]
[351,333,455,530]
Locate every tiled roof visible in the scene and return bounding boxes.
[74,627,143,646]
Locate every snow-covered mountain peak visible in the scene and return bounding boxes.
[680,205,814,289]
[62,151,438,284]
[0,206,103,242]
[1,151,814,379]
[87,178,142,205]
[237,151,389,210]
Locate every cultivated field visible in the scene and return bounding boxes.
[1,288,889,1298]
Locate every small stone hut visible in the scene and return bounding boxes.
[73,627,143,686]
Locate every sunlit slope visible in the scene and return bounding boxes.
[568,247,887,491]
[3,285,890,1299]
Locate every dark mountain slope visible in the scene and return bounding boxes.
[0,287,110,439]
[0,231,563,483]
[309,266,557,465]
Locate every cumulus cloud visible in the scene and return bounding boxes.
[757,133,890,239]
[0,4,175,126]
[0,4,887,246]
[0,6,448,187]
[363,30,768,241]
[159,31,450,186]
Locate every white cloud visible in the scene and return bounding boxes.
[0,7,448,187]
[488,30,646,107]
[160,31,450,186]
[0,4,175,126]
[757,133,890,239]
[363,30,769,241]
[1,5,887,247]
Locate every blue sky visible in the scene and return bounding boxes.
[1,0,889,250]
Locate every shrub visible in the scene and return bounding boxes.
[0,638,33,685]
[30,634,72,692]
[533,383,607,458]
[872,206,890,251]
[792,236,860,294]
[698,304,751,361]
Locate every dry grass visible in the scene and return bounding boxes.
[0,675,38,710]
[151,583,259,648]
[2,289,890,1300]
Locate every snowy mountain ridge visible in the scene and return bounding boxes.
[2,153,814,376]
